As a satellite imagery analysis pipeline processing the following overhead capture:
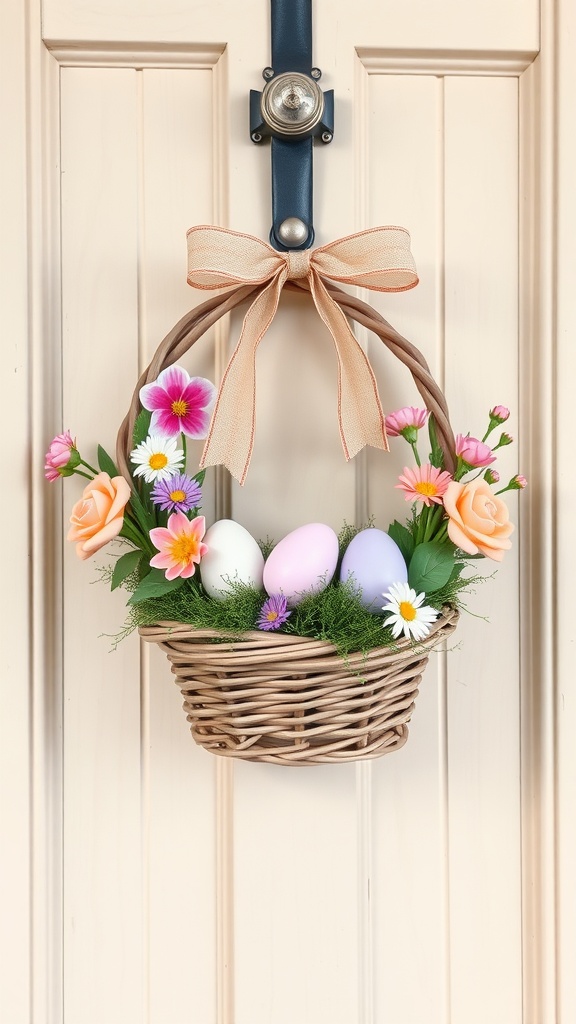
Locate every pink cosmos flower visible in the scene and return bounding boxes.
[455,433,496,468]
[140,365,216,440]
[396,463,453,506]
[149,512,208,581]
[385,406,429,438]
[44,430,79,480]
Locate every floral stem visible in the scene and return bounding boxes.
[181,434,187,471]
[75,470,93,480]
[80,458,99,476]
[423,505,443,542]
[409,440,421,467]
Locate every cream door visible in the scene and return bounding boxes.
[3,0,575,1021]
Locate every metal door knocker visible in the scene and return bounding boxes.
[249,0,334,250]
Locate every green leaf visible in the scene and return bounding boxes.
[132,408,152,449]
[388,520,415,564]
[128,488,156,533]
[128,568,186,605]
[111,549,143,591]
[193,468,206,487]
[408,541,455,594]
[428,414,445,469]
[97,444,119,478]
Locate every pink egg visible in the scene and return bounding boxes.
[263,523,339,608]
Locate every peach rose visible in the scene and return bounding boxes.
[68,472,131,560]
[443,478,514,562]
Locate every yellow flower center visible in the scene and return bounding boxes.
[266,611,279,621]
[171,399,188,417]
[415,481,438,497]
[170,489,186,503]
[399,601,417,622]
[149,453,168,470]
[170,534,199,564]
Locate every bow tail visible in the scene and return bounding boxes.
[310,273,389,460]
[199,272,285,484]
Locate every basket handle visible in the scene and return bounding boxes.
[116,280,456,482]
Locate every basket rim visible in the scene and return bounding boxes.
[138,604,459,658]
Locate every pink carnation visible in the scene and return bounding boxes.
[455,434,496,469]
[44,430,77,481]
[385,406,428,437]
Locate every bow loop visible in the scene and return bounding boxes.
[312,227,419,291]
[186,225,285,290]
[185,224,419,483]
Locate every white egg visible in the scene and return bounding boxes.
[200,519,264,600]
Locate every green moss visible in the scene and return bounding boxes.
[106,518,485,654]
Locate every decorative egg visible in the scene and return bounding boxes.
[263,523,339,608]
[339,528,408,613]
[200,519,265,600]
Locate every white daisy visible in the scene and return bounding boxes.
[130,434,184,483]
[381,581,439,641]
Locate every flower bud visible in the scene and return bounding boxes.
[509,474,527,490]
[484,468,500,485]
[494,431,513,449]
[489,405,510,424]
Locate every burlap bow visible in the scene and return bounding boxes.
[186,225,418,484]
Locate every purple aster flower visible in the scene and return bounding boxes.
[257,594,291,631]
[139,364,216,439]
[150,472,202,513]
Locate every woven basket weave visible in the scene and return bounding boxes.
[140,610,458,764]
[117,280,459,766]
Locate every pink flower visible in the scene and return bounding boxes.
[68,473,131,560]
[484,468,500,485]
[44,430,79,480]
[396,463,453,506]
[385,406,428,438]
[150,512,208,580]
[455,434,496,468]
[490,405,510,423]
[140,365,216,440]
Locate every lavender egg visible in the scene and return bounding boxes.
[339,528,408,613]
[263,523,339,608]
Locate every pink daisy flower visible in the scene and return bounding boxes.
[149,512,208,581]
[396,463,453,507]
[140,365,216,440]
[385,406,429,438]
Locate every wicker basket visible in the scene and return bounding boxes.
[116,280,459,766]
[139,610,458,764]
